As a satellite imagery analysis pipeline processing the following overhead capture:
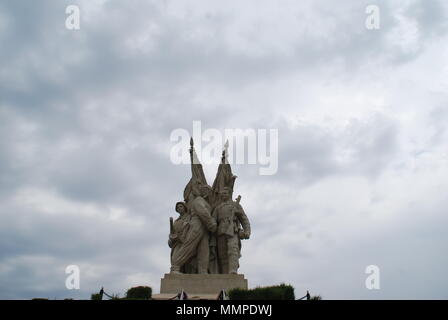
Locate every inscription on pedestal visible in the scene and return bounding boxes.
[160,273,248,294]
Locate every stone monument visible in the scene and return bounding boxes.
[158,138,250,298]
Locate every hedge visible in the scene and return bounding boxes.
[125,286,152,300]
[228,283,295,300]
[91,292,102,300]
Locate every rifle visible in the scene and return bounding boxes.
[235,195,241,205]
[169,217,174,234]
[234,195,244,237]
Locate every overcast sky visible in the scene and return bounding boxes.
[1,0,448,299]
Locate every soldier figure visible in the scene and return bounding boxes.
[212,187,251,274]
[169,202,196,274]
[169,188,217,274]
[189,183,217,274]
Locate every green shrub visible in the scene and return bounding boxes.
[91,292,102,300]
[228,283,295,300]
[125,286,152,300]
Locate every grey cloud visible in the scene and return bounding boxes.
[1,0,448,299]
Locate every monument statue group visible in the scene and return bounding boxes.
[168,138,251,275]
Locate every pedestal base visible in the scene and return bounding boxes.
[159,273,248,295]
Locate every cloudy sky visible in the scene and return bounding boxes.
[1,0,448,299]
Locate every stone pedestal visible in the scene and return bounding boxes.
[160,273,248,295]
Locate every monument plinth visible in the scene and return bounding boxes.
[160,273,248,295]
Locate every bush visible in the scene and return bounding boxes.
[228,283,295,300]
[91,292,102,300]
[125,286,152,300]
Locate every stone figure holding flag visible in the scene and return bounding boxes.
[168,138,251,275]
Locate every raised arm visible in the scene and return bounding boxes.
[192,197,217,233]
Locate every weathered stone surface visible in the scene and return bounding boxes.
[152,293,218,300]
[160,273,248,294]
[168,139,251,275]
